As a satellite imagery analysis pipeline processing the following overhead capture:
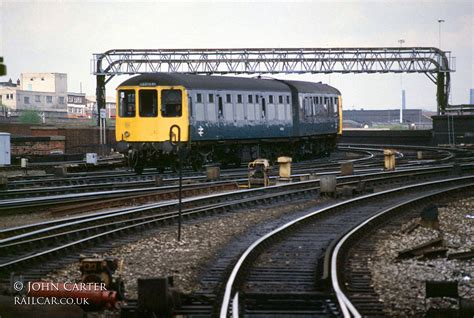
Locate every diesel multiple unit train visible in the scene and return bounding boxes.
[115,73,342,173]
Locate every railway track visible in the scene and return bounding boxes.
[218,177,474,317]
[0,145,457,206]
[331,183,473,317]
[1,163,472,291]
[2,148,374,192]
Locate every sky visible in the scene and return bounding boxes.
[1,0,473,111]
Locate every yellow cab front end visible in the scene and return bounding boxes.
[115,85,189,146]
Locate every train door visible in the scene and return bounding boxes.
[217,95,224,122]
[260,95,266,120]
[158,86,189,142]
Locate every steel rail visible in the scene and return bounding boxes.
[218,175,474,317]
[1,162,470,242]
[4,147,375,190]
[0,185,319,272]
[330,182,474,317]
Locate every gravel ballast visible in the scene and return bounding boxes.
[47,197,329,299]
[370,196,474,316]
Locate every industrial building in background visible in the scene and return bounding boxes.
[343,109,434,130]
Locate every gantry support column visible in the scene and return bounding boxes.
[96,74,106,126]
[436,72,447,115]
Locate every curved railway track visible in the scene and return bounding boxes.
[218,176,474,317]
[0,145,460,210]
[331,183,473,318]
[3,144,458,196]
[1,163,472,292]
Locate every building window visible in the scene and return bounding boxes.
[59,97,65,104]
[196,93,202,103]
[139,89,157,117]
[237,94,242,104]
[35,95,41,103]
[46,96,53,103]
[208,94,214,103]
[24,96,30,104]
[226,94,231,103]
[10,94,13,99]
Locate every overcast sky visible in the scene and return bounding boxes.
[1,0,472,111]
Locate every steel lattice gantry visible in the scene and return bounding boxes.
[92,47,455,118]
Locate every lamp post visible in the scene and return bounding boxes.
[437,19,445,49]
[398,39,405,124]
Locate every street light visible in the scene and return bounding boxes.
[437,19,445,49]
[398,39,405,124]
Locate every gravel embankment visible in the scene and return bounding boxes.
[47,197,328,299]
[370,197,474,316]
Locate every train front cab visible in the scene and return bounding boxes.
[116,85,189,144]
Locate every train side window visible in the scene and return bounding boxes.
[224,102,234,121]
[269,95,274,104]
[236,101,245,120]
[248,95,253,103]
[277,103,286,120]
[226,94,232,103]
[267,103,276,120]
[207,104,217,122]
[197,93,202,103]
[195,104,205,121]
[161,89,182,117]
[237,94,242,104]
[208,94,214,103]
[286,104,291,119]
[286,96,290,104]
[139,90,157,117]
[119,90,136,117]
[247,103,256,121]
[261,97,266,119]
[278,95,283,104]
[303,98,308,117]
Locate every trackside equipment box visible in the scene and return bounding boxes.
[0,132,11,166]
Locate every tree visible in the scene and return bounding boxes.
[19,110,42,124]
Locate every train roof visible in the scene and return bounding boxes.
[118,73,340,95]
[281,80,341,95]
[119,73,289,92]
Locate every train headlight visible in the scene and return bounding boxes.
[124,131,130,138]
